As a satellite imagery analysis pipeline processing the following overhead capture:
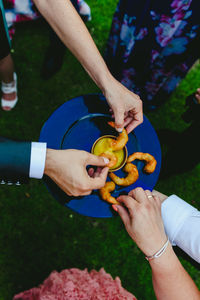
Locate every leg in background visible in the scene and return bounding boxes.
[0,54,18,111]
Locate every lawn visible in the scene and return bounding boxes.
[0,0,199,299]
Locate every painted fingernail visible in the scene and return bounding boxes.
[112,205,118,212]
[102,157,110,164]
[116,127,123,132]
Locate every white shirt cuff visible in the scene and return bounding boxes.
[29,142,47,179]
[161,195,199,245]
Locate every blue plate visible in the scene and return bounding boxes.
[39,94,161,218]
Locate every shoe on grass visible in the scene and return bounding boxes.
[1,72,18,111]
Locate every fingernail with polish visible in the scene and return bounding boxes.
[112,205,118,212]
[103,157,110,164]
[116,127,123,133]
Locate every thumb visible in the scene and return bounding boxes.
[87,153,110,167]
[97,166,109,183]
[113,107,124,132]
[90,167,109,189]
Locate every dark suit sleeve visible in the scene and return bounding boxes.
[0,137,31,183]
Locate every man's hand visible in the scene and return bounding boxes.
[44,149,109,196]
[103,77,143,133]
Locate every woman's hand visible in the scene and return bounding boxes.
[116,188,200,300]
[44,149,109,196]
[33,0,143,134]
[103,77,143,134]
[115,188,167,256]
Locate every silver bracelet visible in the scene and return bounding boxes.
[145,238,169,261]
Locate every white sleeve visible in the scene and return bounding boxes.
[161,195,200,263]
[29,142,47,179]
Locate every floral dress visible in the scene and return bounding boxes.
[105,0,200,108]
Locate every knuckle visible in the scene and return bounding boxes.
[123,196,132,204]
[135,187,143,194]
[81,150,88,159]
[72,191,79,197]
[145,202,151,211]
[128,190,135,198]
[154,196,161,206]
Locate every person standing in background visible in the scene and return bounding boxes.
[105,0,200,110]
[0,0,18,111]
[0,0,143,195]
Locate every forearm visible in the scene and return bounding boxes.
[117,189,200,300]
[150,245,200,300]
[33,0,112,91]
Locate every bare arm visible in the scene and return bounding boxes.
[115,188,200,300]
[149,245,200,300]
[33,0,143,132]
[34,0,109,90]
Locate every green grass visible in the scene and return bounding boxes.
[0,0,200,299]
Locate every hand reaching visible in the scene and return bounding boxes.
[44,149,109,196]
[103,77,143,133]
[115,188,167,256]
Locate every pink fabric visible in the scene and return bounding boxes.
[4,0,88,39]
[4,0,40,39]
[13,268,136,300]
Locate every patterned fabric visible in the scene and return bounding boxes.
[3,0,39,38]
[3,0,83,39]
[13,268,136,300]
[105,0,200,107]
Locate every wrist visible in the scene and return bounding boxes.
[149,243,176,271]
[99,72,116,94]
[141,232,168,257]
[145,238,169,261]
[44,148,55,176]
